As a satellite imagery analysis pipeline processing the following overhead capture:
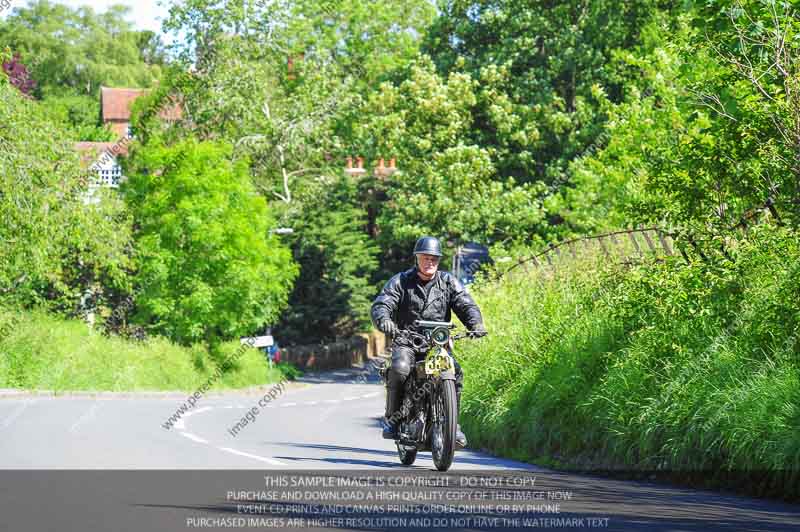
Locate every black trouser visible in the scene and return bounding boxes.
[384,344,463,422]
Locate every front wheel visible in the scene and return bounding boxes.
[431,379,457,471]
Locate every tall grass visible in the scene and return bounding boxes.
[0,308,292,392]
[459,225,800,498]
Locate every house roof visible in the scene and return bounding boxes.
[100,87,147,121]
[74,141,130,167]
[100,86,183,122]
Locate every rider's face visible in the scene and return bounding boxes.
[417,253,440,279]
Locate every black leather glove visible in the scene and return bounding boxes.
[468,325,488,339]
[379,319,398,336]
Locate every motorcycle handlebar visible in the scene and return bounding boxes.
[395,329,487,342]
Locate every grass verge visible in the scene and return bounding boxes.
[459,225,800,500]
[0,308,297,392]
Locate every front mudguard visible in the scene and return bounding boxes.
[438,369,456,381]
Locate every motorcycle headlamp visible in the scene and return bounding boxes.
[431,326,450,346]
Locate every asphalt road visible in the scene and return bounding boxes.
[1,361,798,531]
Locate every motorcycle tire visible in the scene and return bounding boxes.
[431,379,457,472]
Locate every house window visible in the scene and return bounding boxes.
[125,124,134,138]
[97,163,122,187]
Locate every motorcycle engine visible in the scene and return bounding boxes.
[405,412,425,441]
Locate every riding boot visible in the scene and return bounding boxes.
[455,386,467,449]
[382,384,403,439]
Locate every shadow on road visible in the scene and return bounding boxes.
[295,360,385,385]
[265,442,537,469]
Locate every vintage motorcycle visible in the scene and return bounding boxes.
[379,319,474,472]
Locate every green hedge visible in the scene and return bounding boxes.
[459,226,800,499]
[0,309,294,392]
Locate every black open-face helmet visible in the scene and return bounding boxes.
[413,236,443,257]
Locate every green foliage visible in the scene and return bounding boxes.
[425,0,667,184]
[355,57,548,256]
[276,178,379,343]
[460,225,800,497]
[274,361,303,381]
[0,57,131,313]
[0,1,164,139]
[549,13,689,235]
[553,1,800,236]
[123,138,298,351]
[0,0,162,98]
[41,93,116,141]
[164,0,433,85]
[284,0,436,86]
[0,307,286,391]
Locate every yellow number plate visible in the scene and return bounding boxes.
[425,348,455,376]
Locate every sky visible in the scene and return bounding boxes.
[2,0,171,33]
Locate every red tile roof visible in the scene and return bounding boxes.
[100,87,147,121]
[100,86,183,122]
[74,141,130,167]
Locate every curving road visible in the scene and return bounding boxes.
[1,361,799,531]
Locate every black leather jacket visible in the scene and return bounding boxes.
[370,267,484,333]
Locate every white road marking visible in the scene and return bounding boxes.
[69,403,101,433]
[2,399,35,429]
[360,392,380,398]
[218,447,285,466]
[306,401,318,405]
[174,406,213,430]
[318,404,340,423]
[181,432,208,444]
[342,397,358,401]
[280,402,297,407]
[322,399,339,404]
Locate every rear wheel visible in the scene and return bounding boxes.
[431,380,457,471]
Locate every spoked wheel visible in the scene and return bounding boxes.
[397,443,418,465]
[431,380,457,471]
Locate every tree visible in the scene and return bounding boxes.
[551,1,800,242]
[0,1,162,97]
[352,57,548,262]
[160,0,435,204]
[697,0,800,225]
[0,53,131,313]
[164,0,434,83]
[0,0,164,138]
[276,178,379,344]
[169,36,345,204]
[424,0,670,185]
[122,137,298,354]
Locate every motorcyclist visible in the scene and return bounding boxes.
[371,236,487,448]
